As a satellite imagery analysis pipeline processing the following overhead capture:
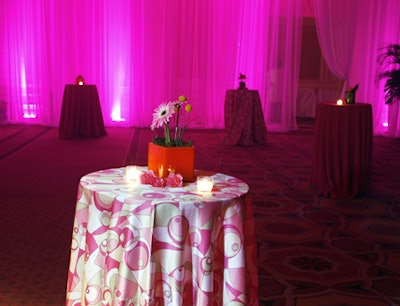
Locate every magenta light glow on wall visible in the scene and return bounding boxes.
[2,0,399,136]
[1,0,303,132]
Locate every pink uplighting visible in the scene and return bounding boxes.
[1,0,400,136]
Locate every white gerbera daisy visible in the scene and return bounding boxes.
[151,101,175,130]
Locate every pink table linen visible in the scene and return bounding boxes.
[59,85,107,139]
[311,102,373,198]
[66,167,259,305]
[224,89,267,146]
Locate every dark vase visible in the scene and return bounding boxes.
[345,92,355,104]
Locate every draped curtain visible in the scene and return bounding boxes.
[0,0,302,131]
[314,0,400,137]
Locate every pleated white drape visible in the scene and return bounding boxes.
[315,0,400,137]
[0,0,303,131]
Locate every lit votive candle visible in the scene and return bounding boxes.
[125,165,142,182]
[336,99,343,105]
[197,176,214,193]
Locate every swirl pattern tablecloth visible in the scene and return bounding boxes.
[66,167,258,305]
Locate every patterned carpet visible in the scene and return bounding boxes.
[0,125,133,306]
[0,120,399,305]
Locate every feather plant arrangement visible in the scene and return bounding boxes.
[376,43,400,105]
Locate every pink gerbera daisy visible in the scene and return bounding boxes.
[151,101,175,130]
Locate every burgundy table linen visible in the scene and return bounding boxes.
[66,167,259,305]
[59,85,107,139]
[311,102,373,198]
[224,89,267,146]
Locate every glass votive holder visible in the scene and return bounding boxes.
[197,176,214,193]
[125,165,142,182]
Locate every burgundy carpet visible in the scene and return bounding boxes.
[0,120,400,305]
[0,125,133,306]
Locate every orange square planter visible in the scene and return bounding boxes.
[148,143,195,182]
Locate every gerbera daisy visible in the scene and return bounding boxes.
[151,101,175,130]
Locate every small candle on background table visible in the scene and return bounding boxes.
[337,99,343,105]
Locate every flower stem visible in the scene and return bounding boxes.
[164,124,171,145]
[174,105,181,143]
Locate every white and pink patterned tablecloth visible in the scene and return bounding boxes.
[66,167,259,306]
